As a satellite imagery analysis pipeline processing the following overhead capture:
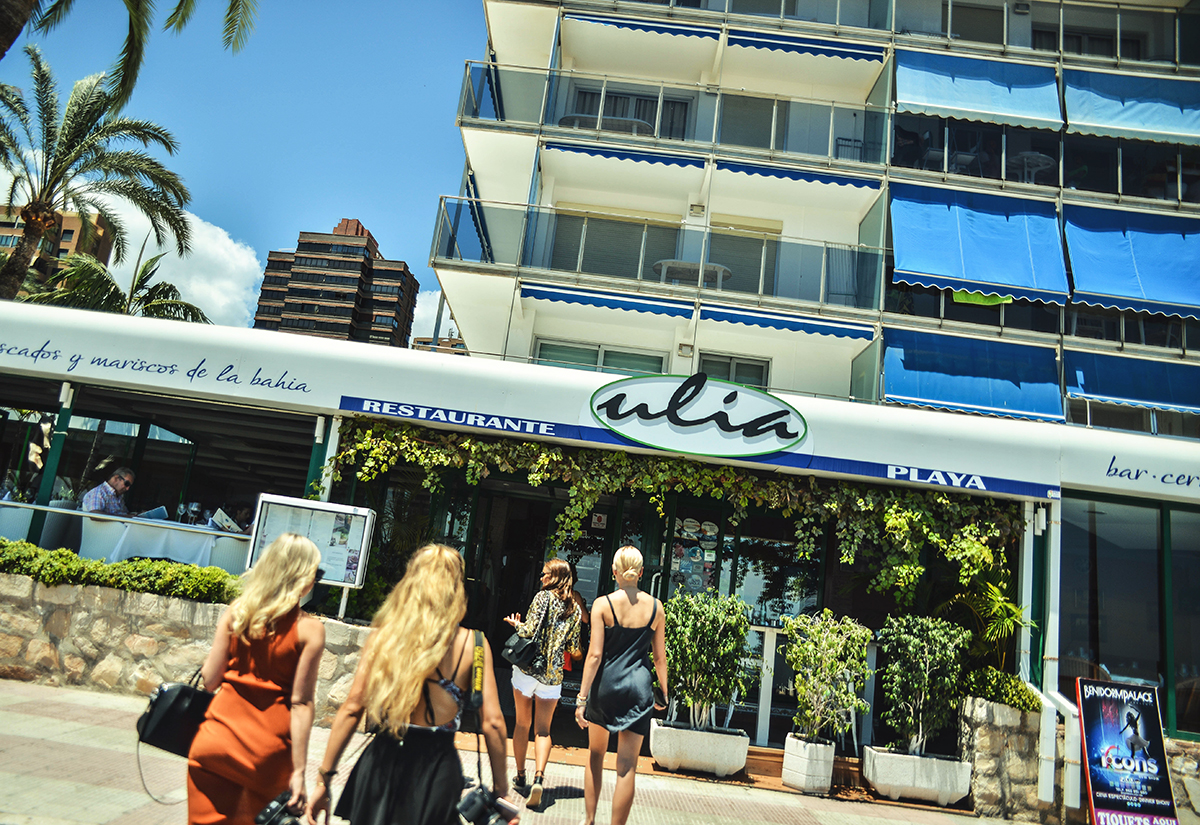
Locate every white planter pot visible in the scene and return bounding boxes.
[782,735,835,795]
[862,746,972,807]
[648,719,749,778]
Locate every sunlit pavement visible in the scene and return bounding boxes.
[0,679,995,825]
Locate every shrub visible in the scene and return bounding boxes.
[876,614,971,755]
[782,609,872,742]
[663,589,754,730]
[962,666,1042,713]
[0,539,239,603]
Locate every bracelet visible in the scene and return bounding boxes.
[318,768,337,781]
[576,696,588,706]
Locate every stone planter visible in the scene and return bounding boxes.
[648,718,749,778]
[782,734,835,795]
[862,745,972,807]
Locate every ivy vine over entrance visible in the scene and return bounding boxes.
[333,417,1023,607]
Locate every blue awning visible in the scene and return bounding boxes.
[521,284,694,318]
[890,183,1069,305]
[699,306,874,339]
[882,328,1064,421]
[726,30,884,62]
[564,14,720,39]
[1064,69,1200,145]
[544,142,706,169]
[896,50,1062,130]
[716,160,879,190]
[1064,205,1200,320]
[1065,350,1200,414]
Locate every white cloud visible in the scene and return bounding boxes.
[410,289,446,340]
[106,203,263,328]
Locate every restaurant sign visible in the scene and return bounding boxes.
[590,373,807,458]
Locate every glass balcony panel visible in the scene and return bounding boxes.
[1066,304,1120,341]
[1064,134,1118,194]
[1004,126,1060,187]
[1062,5,1119,57]
[731,0,790,17]
[462,66,546,125]
[1183,146,1200,205]
[1184,7,1200,67]
[538,342,601,370]
[720,95,776,150]
[642,224,682,281]
[773,239,824,303]
[1119,9,1176,63]
[655,226,707,287]
[706,230,773,295]
[579,217,646,280]
[1123,142,1181,201]
[943,2,1004,45]
[780,101,831,158]
[550,214,584,272]
[602,350,666,375]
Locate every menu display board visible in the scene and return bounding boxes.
[1077,677,1179,825]
[249,494,376,588]
[669,516,719,594]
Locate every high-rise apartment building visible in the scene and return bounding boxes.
[0,210,113,281]
[429,0,1200,748]
[253,219,418,347]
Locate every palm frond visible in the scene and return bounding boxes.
[32,0,75,32]
[221,0,258,52]
[107,0,155,110]
[24,253,126,311]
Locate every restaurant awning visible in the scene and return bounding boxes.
[521,284,695,318]
[896,50,1062,131]
[890,183,1070,305]
[699,306,874,339]
[882,327,1064,421]
[726,30,884,62]
[1064,69,1200,145]
[1064,204,1200,320]
[1064,350,1200,414]
[543,141,706,169]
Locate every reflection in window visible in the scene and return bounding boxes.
[1065,135,1118,194]
[698,354,769,388]
[535,341,665,376]
[730,515,819,625]
[1058,498,1161,698]
[1172,510,1200,733]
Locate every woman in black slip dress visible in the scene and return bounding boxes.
[574,545,669,825]
[306,545,516,825]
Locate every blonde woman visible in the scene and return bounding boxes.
[188,533,326,823]
[307,545,514,825]
[503,557,581,807]
[574,546,668,825]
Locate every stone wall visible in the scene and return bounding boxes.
[961,696,1200,825]
[0,573,368,723]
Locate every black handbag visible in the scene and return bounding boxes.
[501,602,549,669]
[136,667,213,758]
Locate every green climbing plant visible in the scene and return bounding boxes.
[330,417,1023,608]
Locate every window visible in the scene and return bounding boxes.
[535,341,665,375]
[372,284,402,296]
[262,275,290,286]
[296,242,368,256]
[253,319,280,330]
[60,229,74,242]
[698,354,769,388]
[943,4,1004,45]
[570,88,688,140]
[373,314,398,327]
[257,304,283,315]
[295,256,362,271]
[266,259,292,271]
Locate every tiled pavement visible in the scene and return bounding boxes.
[0,679,998,825]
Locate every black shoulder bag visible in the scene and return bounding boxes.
[501,599,549,669]
[135,667,214,803]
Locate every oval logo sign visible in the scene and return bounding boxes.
[590,373,807,458]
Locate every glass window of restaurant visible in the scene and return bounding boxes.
[1059,494,1200,736]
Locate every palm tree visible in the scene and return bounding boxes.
[22,249,210,321]
[0,1,257,108]
[0,44,190,301]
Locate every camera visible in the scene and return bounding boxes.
[255,791,302,825]
[457,786,519,825]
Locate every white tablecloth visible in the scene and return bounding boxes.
[106,521,221,566]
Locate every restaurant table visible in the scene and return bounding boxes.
[74,512,248,569]
[652,259,733,287]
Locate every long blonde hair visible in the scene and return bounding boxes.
[229,533,321,641]
[364,544,466,737]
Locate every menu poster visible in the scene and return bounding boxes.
[1076,677,1179,825]
[670,517,720,594]
[250,494,376,588]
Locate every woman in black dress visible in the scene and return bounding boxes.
[306,544,515,825]
[574,546,668,825]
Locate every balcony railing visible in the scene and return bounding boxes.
[432,197,884,312]
[460,63,890,166]
[579,0,891,32]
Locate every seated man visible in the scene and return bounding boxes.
[82,468,134,516]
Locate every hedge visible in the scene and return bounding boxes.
[0,539,240,604]
[963,666,1042,713]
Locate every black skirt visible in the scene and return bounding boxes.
[334,728,464,825]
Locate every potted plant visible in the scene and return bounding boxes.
[649,589,754,777]
[863,614,973,807]
[780,609,872,794]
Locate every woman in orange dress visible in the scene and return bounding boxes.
[188,533,326,823]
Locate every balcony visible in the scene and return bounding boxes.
[431,197,884,312]
[459,62,890,167]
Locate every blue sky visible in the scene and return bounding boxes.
[0,1,488,331]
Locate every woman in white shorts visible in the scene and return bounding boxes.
[503,558,581,808]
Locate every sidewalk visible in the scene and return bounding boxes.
[0,679,993,825]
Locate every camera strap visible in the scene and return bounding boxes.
[468,629,486,786]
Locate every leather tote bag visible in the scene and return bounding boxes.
[136,668,213,758]
[502,602,549,669]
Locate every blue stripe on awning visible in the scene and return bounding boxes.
[726,30,884,62]
[564,14,720,39]
[883,327,1064,421]
[1064,204,1200,320]
[890,183,1069,305]
[896,50,1062,130]
[1065,350,1200,414]
[521,284,694,318]
[716,160,879,189]
[1064,69,1200,145]
[544,142,706,169]
[700,306,874,339]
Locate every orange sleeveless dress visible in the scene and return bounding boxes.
[187,607,302,824]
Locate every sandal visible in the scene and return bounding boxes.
[512,771,527,788]
[528,772,545,808]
